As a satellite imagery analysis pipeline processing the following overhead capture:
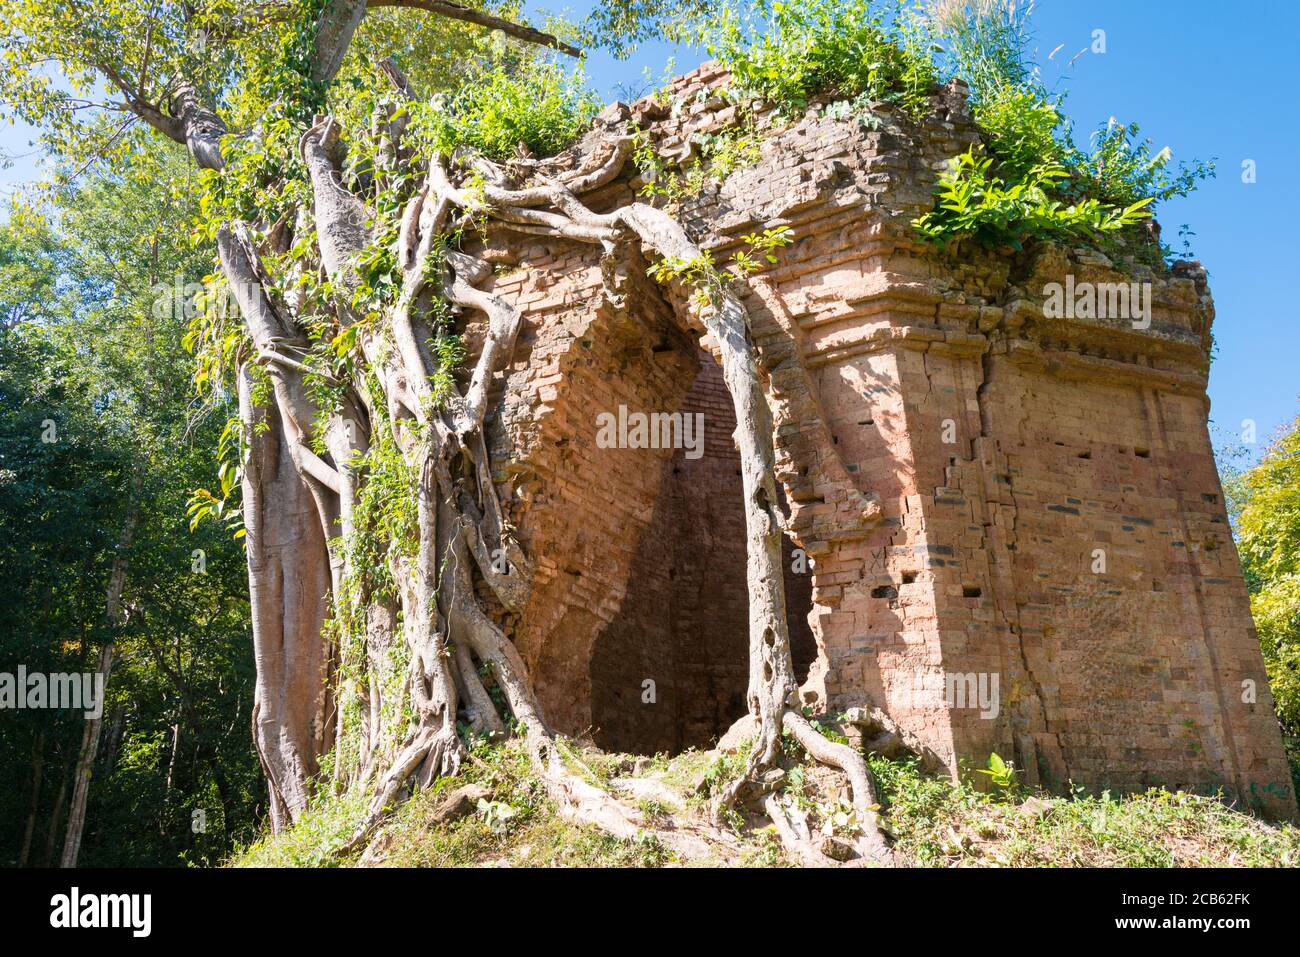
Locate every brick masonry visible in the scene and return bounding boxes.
[465,63,1297,819]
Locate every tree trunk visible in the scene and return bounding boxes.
[239,371,335,830]
[17,728,45,867]
[61,471,141,868]
[43,773,68,867]
[165,721,181,791]
[60,641,115,868]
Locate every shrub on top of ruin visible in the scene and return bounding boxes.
[1066,118,1216,211]
[912,149,1153,250]
[925,0,1214,251]
[707,0,940,120]
[407,59,600,162]
[964,82,1065,185]
[703,0,1212,257]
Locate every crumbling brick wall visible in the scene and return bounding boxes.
[467,63,1297,819]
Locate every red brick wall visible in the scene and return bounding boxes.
[588,353,816,754]
[462,64,1295,818]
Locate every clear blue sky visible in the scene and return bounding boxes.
[4,1,1295,459]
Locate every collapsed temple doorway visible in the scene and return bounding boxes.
[588,348,816,756]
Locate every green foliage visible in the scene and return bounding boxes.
[697,124,764,178]
[646,250,723,294]
[696,0,1210,257]
[1235,415,1300,738]
[407,60,599,162]
[0,156,260,867]
[965,84,1065,183]
[344,414,420,605]
[582,0,715,60]
[0,0,199,170]
[928,0,1035,96]
[1072,118,1216,210]
[926,0,1067,188]
[634,121,767,205]
[427,330,468,406]
[805,710,850,745]
[731,225,795,275]
[349,226,406,323]
[975,751,1018,793]
[233,730,1300,868]
[183,270,254,542]
[0,205,65,324]
[920,0,1213,255]
[646,225,793,310]
[912,149,1152,250]
[234,736,674,867]
[185,425,247,541]
[232,786,369,868]
[1249,577,1300,739]
[709,0,939,119]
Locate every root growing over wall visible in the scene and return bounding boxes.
[215,63,893,866]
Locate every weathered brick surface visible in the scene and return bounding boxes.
[465,63,1296,818]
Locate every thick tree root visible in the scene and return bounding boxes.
[783,711,892,864]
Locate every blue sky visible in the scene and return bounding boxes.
[535,0,1300,463]
[4,0,1295,459]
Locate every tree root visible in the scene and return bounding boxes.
[782,711,892,864]
[233,92,899,866]
[763,794,839,867]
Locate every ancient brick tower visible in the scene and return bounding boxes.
[466,64,1297,819]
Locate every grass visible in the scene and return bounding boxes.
[230,737,677,868]
[375,738,673,868]
[872,755,1300,867]
[229,735,1300,868]
[232,786,369,868]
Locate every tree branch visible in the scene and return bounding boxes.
[366,0,582,56]
[312,0,371,85]
[98,62,183,144]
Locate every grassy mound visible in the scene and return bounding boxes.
[230,733,1300,868]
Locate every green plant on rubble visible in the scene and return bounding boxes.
[730,225,795,276]
[633,121,766,206]
[708,0,939,120]
[912,149,1153,250]
[920,0,1213,258]
[975,751,1019,795]
[700,0,1212,258]
[405,59,601,163]
[695,125,765,180]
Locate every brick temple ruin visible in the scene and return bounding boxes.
[462,64,1296,819]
